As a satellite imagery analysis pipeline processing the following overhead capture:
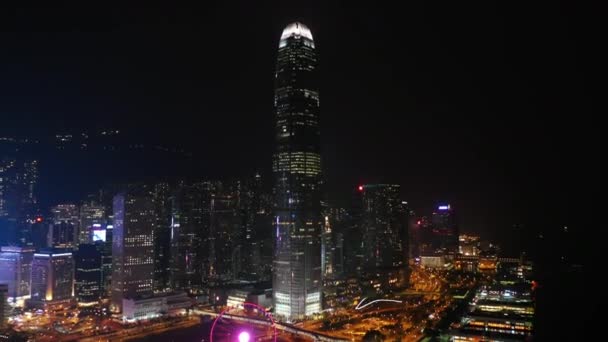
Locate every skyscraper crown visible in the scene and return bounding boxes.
[281,22,313,41]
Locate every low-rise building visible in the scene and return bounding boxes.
[121,292,191,322]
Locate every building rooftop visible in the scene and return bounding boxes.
[281,22,313,41]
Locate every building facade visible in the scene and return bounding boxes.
[50,204,79,247]
[431,204,458,254]
[358,184,409,289]
[171,182,207,293]
[74,244,102,306]
[78,202,106,244]
[29,250,74,306]
[111,189,155,313]
[152,183,172,293]
[0,246,34,306]
[0,157,38,246]
[272,22,323,320]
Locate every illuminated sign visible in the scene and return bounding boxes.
[92,229,106,242]
[438,205,450,210]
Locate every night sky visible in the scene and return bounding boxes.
[1,2,599,249]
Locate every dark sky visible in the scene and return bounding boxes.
[0,2,600,244]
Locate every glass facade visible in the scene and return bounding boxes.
[78,202,106,244]
[0,246,34,306]
[111,189,155,313]
[171,182,207,293]
[0,157,38,246]
[272,22,323,321]
[30,251,74,303]
[358,184,409,289]
[431,204,459,254]
[74,244,102,306]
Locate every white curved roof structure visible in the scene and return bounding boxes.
[281,22,313,41]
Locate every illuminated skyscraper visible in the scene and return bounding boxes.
[30,249,74,306]
[111,188,155,313]
[171,182,207,293]
[0,157,38,246]
[152,183,172,293]
[358,184,409,289]
[74,244,102,306]
[272,22,323,320]
[0,246,34,307]
[431,204,458,254]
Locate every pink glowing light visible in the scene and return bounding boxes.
[209,302,276,342]
[238,331,251,342]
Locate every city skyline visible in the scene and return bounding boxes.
[0,3,598,248]
[0,3,598,340]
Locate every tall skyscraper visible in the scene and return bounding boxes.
[358,184,409,289]
[111,189,155,313]
[272,22,323,320]
[211,182,241,280]
[74,244,102,306]
[171,182,207,293]
[30,250,74,307]
[0,157,38,246]
[239,173,266,280]
[431,204,458,254]
[152,183,172,293]
[98,230,113,298]
[0,246,34,307]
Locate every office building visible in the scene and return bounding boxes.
[0,157,38,246]
[152,183,172,293]
[272,22,323,320]
[238,173,268,280]
[49,221,75,249]
[97,233,113,298]
[0,246,34,307]
[321,215,334,278]
[111,188,155,313]
[51,204,79,247]
[74,244,102,306]
[431,204,458,254]
[121,292,190,322]
[171,182,207,294]
[29,250,74,308]
[78,202,106,244]
[0,284,8,328]
[358,184,409,289]
[211,182,241,280]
